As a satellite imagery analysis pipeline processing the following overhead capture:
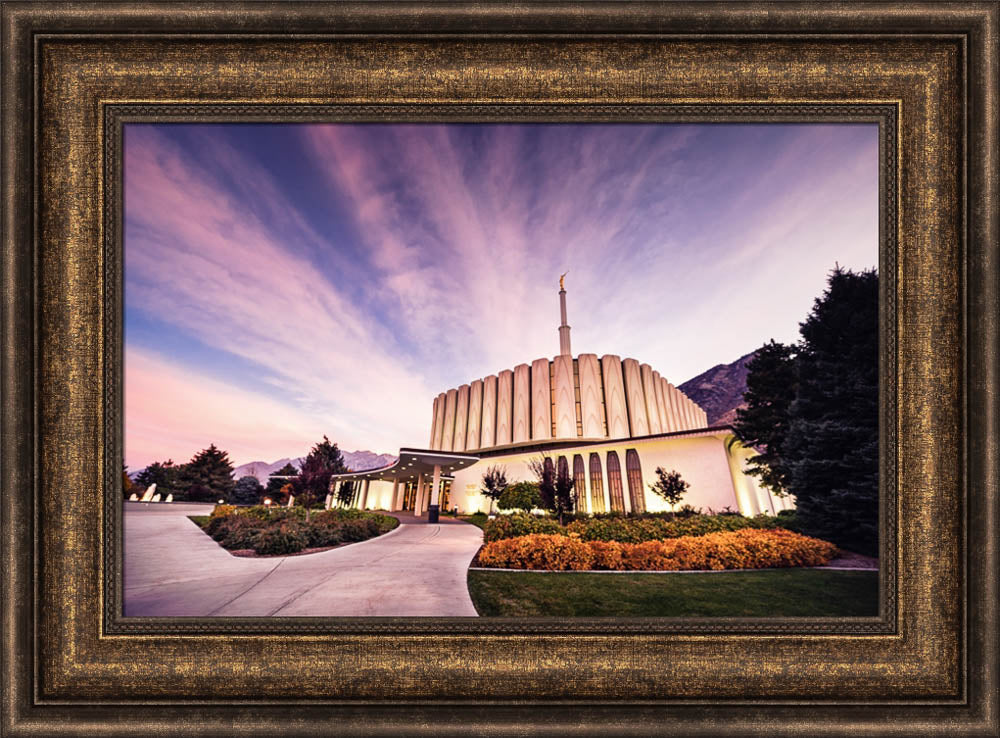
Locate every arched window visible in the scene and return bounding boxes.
[588,453,606,514]
[573,455,587,512]
[625,449,645,514]
[606,451,626,513]
[543,456,554,477]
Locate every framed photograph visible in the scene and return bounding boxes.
[2,2,996,736]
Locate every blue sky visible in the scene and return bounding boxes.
[124,122,878,469]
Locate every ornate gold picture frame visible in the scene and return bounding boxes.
[2,2,996,735]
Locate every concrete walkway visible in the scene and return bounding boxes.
[123,503,484,617]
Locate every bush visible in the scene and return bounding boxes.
[481,512,791,544]
[200,507,397,554]
[252,522,308,555]
[475,529,837,571]
[483,512,563,542]
[210,504,236,520]
[303,518,344,547]
[497,482,542,512]
[477,534,594,570]
[215,516,265,549]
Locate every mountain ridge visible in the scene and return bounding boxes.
[678,350,756,426]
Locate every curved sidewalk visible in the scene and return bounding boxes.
[123,503,484,617]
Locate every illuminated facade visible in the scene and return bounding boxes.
[332,280,793,519]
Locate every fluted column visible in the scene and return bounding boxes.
[466,379,483,450]
[531,358,552,440]
[512,363,531,443]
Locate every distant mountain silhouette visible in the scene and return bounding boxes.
[231,450,398,483]
[678,351,757,426]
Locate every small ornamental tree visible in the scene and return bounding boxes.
[497,481,542,512]
[649,467,690,517]
[232,475,264,505]
[277,482,295,506]
[480,465,509,515]
[266,463,299,498]
[529,457,574,525]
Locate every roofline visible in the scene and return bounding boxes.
[472,424,736,458]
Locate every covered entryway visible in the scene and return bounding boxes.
[330,448,479,523]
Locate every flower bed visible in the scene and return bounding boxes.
[475,528,838,571]
[482,511,790,544]
[199,505,398,556]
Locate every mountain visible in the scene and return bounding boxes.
[231,450,398,483]
[678,351,756,426]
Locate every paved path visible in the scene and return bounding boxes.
[123,503,484,617]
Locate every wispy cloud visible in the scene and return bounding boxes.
[125,123,877,468]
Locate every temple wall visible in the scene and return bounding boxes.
[428,354,710,452]
[447,431,752,516]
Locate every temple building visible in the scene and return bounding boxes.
[330,279,792,521]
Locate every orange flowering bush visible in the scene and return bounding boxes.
[476,533,595,570]
[476,528,837,571]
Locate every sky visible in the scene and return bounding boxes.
[124,122,878,470]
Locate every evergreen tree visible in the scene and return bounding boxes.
[783,267,879,555]
[134,459,182,497]
[266,462,299,498]
[292,436,349,519]
[232,475,264,505]
[733,340,798,495]
[179,444,235,502]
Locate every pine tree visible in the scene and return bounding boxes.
[783,266,879,555]
[733,340,798,495]
[232,475,264,505]
[179,444,235,502]
[266,463,299,498]
[291,436,349,519]
[134,459,182,497]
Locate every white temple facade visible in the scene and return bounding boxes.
[331,280,792,519]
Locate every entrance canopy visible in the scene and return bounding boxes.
[329,447,480,485]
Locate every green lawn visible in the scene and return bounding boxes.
[467,569,879,617]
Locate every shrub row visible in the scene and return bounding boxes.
[204,506,398,555]
[482,511,789,544]
[475,528,837,571]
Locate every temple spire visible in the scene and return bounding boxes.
[558,272,571,356]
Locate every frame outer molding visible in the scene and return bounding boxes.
[2,2,997,736]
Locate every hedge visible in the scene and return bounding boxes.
[476,528,838,571]
[202,505,398,555]
[482,511,788,544]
